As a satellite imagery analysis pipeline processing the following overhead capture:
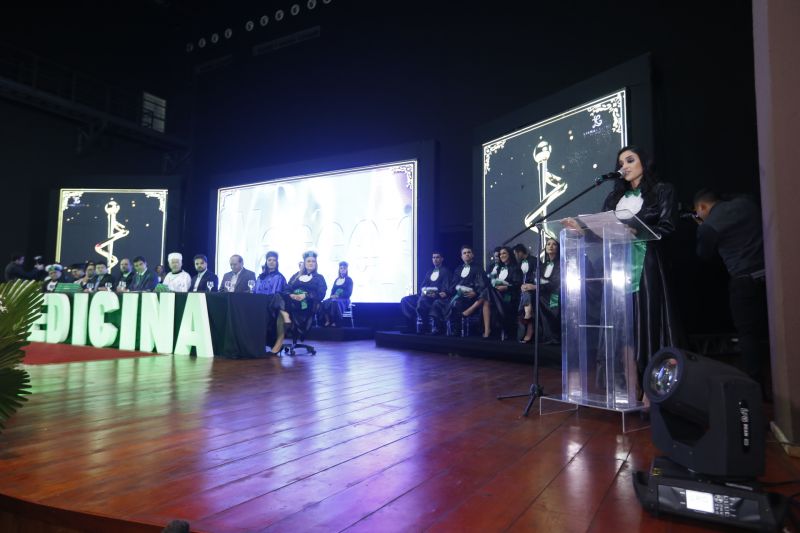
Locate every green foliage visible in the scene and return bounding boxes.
[0,280,43,431]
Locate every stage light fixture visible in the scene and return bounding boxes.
[307,0,317,9]
[275,9,285,21]
[224,28,233,39]
[260,15,269,26]
[245,20,254,31]
[644,347,764,477]
[198,38,206,48]
[211,33,219,44]
[291,4,300,16]
[633,347,787,530]
[323,0,332,4]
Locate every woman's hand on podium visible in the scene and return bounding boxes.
[562,217,584,235]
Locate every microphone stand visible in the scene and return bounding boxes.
[497,177,609,417]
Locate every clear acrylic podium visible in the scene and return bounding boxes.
[539,210,660,432]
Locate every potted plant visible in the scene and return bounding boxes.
[0,280,43,432]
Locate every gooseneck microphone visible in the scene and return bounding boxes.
[594,170,625,186]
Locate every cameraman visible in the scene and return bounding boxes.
[693,189,767,384]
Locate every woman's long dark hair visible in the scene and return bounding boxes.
[498,246,517,267]
[543,238,560,263]
[604,145,660,210]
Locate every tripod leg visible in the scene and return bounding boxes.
[522,384,544,417]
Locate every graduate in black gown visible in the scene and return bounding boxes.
[400,251,451,333]
[318,261,354,327]
[514,244,535,340]
[281,251,327,341]
[482,246,522,340]
[576,145,680,406]
[255,251,289,355]
[430,245,487,336]
[535,238,561,344]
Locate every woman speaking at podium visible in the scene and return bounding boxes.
[603,145,680,407]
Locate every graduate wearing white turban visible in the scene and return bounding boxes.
[163,252,192,292]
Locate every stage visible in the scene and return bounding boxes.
[1,340,797,532]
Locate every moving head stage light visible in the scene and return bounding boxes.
[633,347,787,531]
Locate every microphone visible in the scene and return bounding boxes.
[594,170,625,186]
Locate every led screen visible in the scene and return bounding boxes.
[216,161,416,303]
[56,189,167,273]
[482,90,628,265]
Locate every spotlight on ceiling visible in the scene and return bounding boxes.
[633,347,787,530]
[245,20,254,31]
[260,15,270,26]
[224,28,233,39]
[307,0,317,9]
[198,38,207,48]
[291,4,300,16]
[275,9,285,21]
[210,33,219,44]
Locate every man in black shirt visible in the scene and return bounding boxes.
[694,189,767,383]
[4,252,44,282]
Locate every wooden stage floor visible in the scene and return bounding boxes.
[1,340,797,532]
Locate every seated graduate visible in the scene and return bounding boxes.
[190,254,219,292]
[120,256,159,292]
[255,251,287,294]
[429,245,487,336]
[85,261,115,292]
[514,244,535,342]
[253,251,289,356]
[281,251,327,340]
[42,264,64,292]
[400,251,451,333]
[482,246,522,340]
[76,262,96,290]
[319,261,354,327]
[115,258,134,290]
[519,237,561,344]
[219,254,257,293]
[163,252,192,292]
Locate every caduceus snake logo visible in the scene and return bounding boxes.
[94,201,129,270]
[523,140,568,241]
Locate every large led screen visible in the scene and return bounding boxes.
[482,90,628,265]
[56,189,167,273]
[216,161,417,303]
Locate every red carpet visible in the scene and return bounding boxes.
[22,342,165,365]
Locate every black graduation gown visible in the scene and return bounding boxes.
[91,274,116,290]
[484,263,523,337]
[431,262,487,325]
[400,266,452,327]
[319,276,354,325]
[602,181,681,377]
[115,271,135,290]
[537,259,561,342]
[282,271,328,337]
